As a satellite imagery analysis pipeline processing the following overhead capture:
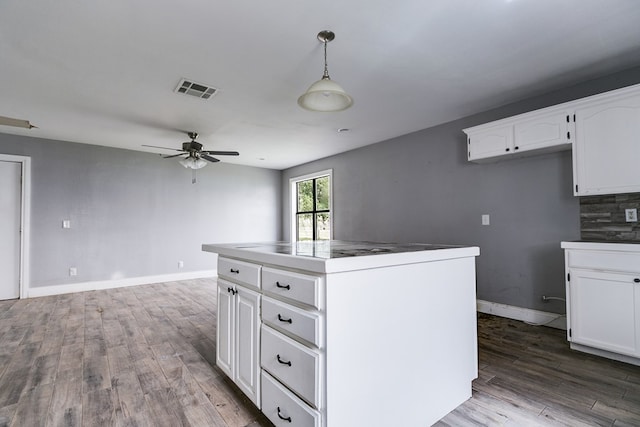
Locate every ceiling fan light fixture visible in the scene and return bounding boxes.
[179,157,207,169]
[298,30,353,112]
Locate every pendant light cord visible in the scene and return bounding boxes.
[322,40,330,79]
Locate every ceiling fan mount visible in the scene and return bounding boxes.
[182,132,203,153]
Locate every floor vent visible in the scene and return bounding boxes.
[174,78,218,100]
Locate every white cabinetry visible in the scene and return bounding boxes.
[464,108,572,162]
[562,242,640,365]
[465,82,640,196]
[260,267,323,426]
[204,242,480,427]
[216,257,262,406]
[466,124,514,160]
[572,88,640,195]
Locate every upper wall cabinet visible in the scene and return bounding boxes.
[572,88,640,196]
[464,108,573,162]
[464,82,640,197]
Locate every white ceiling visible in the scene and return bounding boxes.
[1,0,640,170]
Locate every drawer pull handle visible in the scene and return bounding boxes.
[277,407,292,422]
[635,278,640,283]
[230,268,240,274]
[277,314,293,324]
[276,281,290,290]
[227,287,237,295]
[276,354,292,366]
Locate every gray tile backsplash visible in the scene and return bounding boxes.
[580,193,640,242]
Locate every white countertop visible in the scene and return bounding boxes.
[202,240,480,274]
[561,241,640,252]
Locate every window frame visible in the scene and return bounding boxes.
[289,169,333,242]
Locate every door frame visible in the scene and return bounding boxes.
[0,154,31,299]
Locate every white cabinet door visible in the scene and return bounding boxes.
[235,285,261,406]
[467,125,513,161]
[216,279,261,407]
[514,111,572,152]
[568,269,640,357]
[573,91,640,195]
[216,281,234,378]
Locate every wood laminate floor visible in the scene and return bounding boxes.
[0,279,638,426]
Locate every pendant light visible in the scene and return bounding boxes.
[298,30,353,112]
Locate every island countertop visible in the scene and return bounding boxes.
[202,240,479,274]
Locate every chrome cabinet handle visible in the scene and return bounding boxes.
[276,354,291,366]
[277,406,292,422]
[276,281,290,290]
[277,314,292,324]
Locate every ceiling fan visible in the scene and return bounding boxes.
[143,132,239,165]
[143,132,239,183]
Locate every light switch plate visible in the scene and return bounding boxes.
[62,220,71,229]
[482,214,490,226]
[625,208,638,222]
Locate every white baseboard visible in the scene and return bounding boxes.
[26,270,217,298]
[477,299,567,330]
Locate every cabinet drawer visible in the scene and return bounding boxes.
[261,325,321,408]
[262,296,321,347]
[567,250,640,274]
[218,257,261,290]
[261,371,320,427]
[262,267,320,308]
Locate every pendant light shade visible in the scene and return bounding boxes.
[179,156,207,169]
[298,30,353,112]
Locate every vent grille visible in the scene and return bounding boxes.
[174,78,218,100]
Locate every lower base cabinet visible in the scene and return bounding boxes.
[206,243,480,427]
[562,242,640,366]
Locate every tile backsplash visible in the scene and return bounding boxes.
[580,193,640,242]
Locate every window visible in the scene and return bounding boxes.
[290,170,332,241]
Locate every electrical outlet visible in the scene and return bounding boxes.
[178,261,184,269]
[62,220,71,229]
[69,267,77,276]
[481,214,490,226]
[625,208,638,222]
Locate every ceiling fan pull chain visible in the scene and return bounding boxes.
[192,168,197,184]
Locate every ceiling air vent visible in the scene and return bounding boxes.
[174,78,218,100]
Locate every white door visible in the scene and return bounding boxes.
[568,269,639,357]
[216,280,235,378]
[514,110,572,151]
[0,160,22,300]
[574,92,640,195]
[234,285,261,406]
[467,125,514,161]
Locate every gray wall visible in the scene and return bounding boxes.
[0,134,281,288]
[282,66,640,314]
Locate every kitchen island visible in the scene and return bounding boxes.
[202,241,480,427]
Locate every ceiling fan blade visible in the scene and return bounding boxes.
[162,153,186,159]
[0,115,37,129]
[142,144,183,152]
[201,154,220,163]
[202,150,239,156]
